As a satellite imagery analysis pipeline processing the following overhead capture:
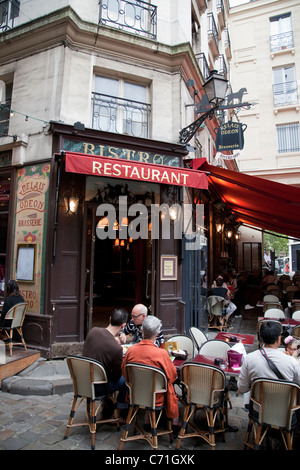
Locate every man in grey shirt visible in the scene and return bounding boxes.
[238,321,300,394]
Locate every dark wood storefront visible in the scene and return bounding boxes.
[25,122,198,358]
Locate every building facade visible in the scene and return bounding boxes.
[0,0,235,357]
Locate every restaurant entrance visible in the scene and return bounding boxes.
[83,180,156,335]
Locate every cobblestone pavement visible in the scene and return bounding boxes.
[0,389,248,451]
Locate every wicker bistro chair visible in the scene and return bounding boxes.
[292,310,300,320]
[176,362,226,450]
[292,325,300,339]
[119,363,173,450]
[263,308,284,319]
[263,295,280,303]
[64,356,120,450]
[198,339,231,360]
[256,319,283,348]
[0,302,28,356]
[167,334,195,359]
[189,327,208,354]
[244,378,300,450]
[286,286,300,302]
[207,295,228,331]
[262,302,283,313]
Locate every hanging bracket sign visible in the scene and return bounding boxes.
[215,122,247,152]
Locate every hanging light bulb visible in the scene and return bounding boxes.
[114,239,120,246]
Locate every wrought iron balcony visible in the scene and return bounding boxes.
[0,0,19,32]
[99,0,157,40]
[207,13,219,59]
[273,81,298,107]
[216,54,227,79]
[92,92,151,138]
[270,31,294,52]
[196,52,210,80]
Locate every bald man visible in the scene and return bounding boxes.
[118,304,164,348]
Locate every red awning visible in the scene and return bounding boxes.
[193,158,300,239]
[64,151,208,190]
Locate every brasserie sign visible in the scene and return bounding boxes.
[215,122,247,152]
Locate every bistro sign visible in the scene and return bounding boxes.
[215,122,247,152]
[65,152,208,189]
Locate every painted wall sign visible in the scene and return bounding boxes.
[12,163,50,313]
[63,139,181,167]
[65,152,208,190]
[215,122,247,152]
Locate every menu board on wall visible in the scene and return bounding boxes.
[13,163,50,313]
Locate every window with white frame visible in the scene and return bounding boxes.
[0,81,12,136]
[270,13,293,52]
[276,123,300,153]
[0,0,20,31]
[92,76,150,138]
[273,65,298,106]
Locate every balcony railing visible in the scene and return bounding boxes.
[0,0,19,32]
[207,12,219,58]
[0,100,10,136]
[270,31,294,52]
[99,0,157,40]
[273,81,298,107]
[216,54,227,79]
[92,92,151,138]
[196,52,210,80]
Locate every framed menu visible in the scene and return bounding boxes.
[160,255,177,280]
[16,244,36,282]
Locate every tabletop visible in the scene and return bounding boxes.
[215,331,255,345]
[258,316,300,327]
[173,353,241,376]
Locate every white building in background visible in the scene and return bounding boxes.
[228,0,300,185]
[227,0,300,273]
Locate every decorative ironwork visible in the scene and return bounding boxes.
[179,88,252,145]
[99,0,157,40]
[196,53,210,80]
[270,31,294,52]
[273,81,298,106]
[92,92,151,138]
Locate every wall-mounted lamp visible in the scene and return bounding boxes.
[216,223,224,233]
[226,229,233,239]
[235,232,241,240]
[64,195,80,215]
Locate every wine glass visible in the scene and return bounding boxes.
[167,343,173,356]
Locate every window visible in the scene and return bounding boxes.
[276,123,300,153]
[92,76,150,138]
[273,65,297,106]
[0,0,20,31]
[270,13,293,52]
[0,82,12,137]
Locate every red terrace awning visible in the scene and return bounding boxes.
[64,151,208,190]
[193,158,300,239]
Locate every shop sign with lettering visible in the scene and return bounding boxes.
[215,122,247,152]
[13,163,50,313]
[65,152,208,190]
[63,139,181,167]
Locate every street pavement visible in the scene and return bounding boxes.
[0,307,279,457]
